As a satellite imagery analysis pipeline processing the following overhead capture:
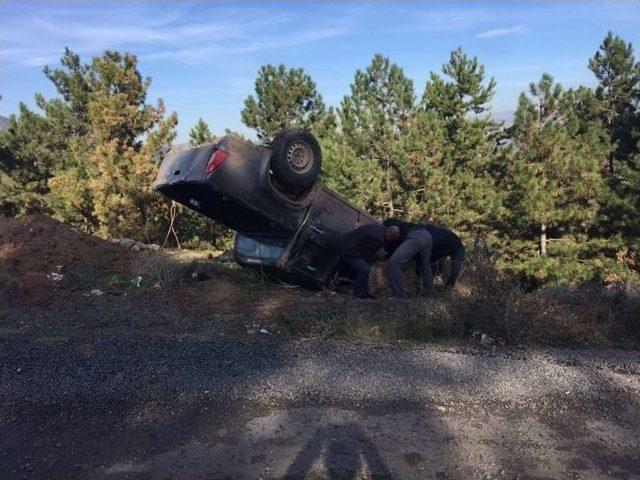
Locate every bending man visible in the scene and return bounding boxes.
[384,220,465,298]
[341,223,400,299]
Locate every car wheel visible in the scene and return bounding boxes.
[270,129,322,194]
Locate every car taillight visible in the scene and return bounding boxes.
[204,149,229,174]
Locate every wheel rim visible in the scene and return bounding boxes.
[286,141,313,174]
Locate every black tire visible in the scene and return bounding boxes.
[270,129,322,194]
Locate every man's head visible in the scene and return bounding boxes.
[384,225,400,242]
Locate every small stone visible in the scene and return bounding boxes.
[131,245,141,252]
[247,329,257,335]
[148,244,160,251]
[481,333,494,346]
[436,406,447,412]
[191,271,210,281]
[47,272,64,283]
[119,238,136,249]
[90,289,103,296]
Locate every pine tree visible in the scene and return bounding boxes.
[588,32,640,164]
[189,118,215,146]
[1,49,98,219]
[588,32,640,239]
[423,47,496,132]
[421,48,504,237]
[506,74,609,282]
[42,48,92,138]
[337,54,416,217]
[0,104,56,215]
[241,64,326,143]
[9,48,180,240]
[2,49,234,246]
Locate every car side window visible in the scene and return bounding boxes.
[236,235,285,260]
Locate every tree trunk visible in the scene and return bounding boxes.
[540,224,547,256]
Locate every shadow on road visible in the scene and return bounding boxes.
[283,421,392,479]
[2,328,640,479]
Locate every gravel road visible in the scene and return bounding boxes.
[2,334,639,479]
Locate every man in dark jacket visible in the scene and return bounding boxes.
[341,223,400,298]
[383,219,465,298]
[423,223,465,288]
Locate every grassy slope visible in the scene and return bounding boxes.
[1,215,639,348]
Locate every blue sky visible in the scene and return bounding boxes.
[1,1,638,142]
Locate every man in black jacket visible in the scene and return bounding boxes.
[341,223,400,298]
[384,219,465,298]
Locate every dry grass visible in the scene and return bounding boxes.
[126,243,640,348]
[511,284,640,347]
[275,248,640,348]
[131,251,196,287]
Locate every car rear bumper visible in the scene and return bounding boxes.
[153,143,216,192]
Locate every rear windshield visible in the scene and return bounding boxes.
[235,234,286,260]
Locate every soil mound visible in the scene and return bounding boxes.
[0,215,135,303]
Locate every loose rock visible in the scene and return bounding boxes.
[119,238,136,249]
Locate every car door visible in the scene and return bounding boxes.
[283,220,338,286]
[282,187,380,286]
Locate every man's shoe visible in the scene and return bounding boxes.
[390,293,407,300]
[354,292,375,300]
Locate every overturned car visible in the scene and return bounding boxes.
[153,129,377,288]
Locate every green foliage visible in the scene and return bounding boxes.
[241,64,326,143]
[0,104,56,215]
[172,206,233,250]
[2,49,186,243]
[421,48,504,236]
[189,118,215,146]
[509,75,606,228]
[39,50,179,240]
[423,47,496,129]
[502,74,616,283]
[589,31,640,159]
[588,32,640,239]
[336,53,416,217]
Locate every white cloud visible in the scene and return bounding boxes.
[147,27,347,63]
[476,25,526,39]
[0,2,349,66]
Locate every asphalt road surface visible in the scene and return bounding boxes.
[2,334,640,479]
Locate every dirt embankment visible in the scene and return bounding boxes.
[0,215,137,304]
[2,215,639,348]
[0,214,403,313]
[0,215,320,333]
